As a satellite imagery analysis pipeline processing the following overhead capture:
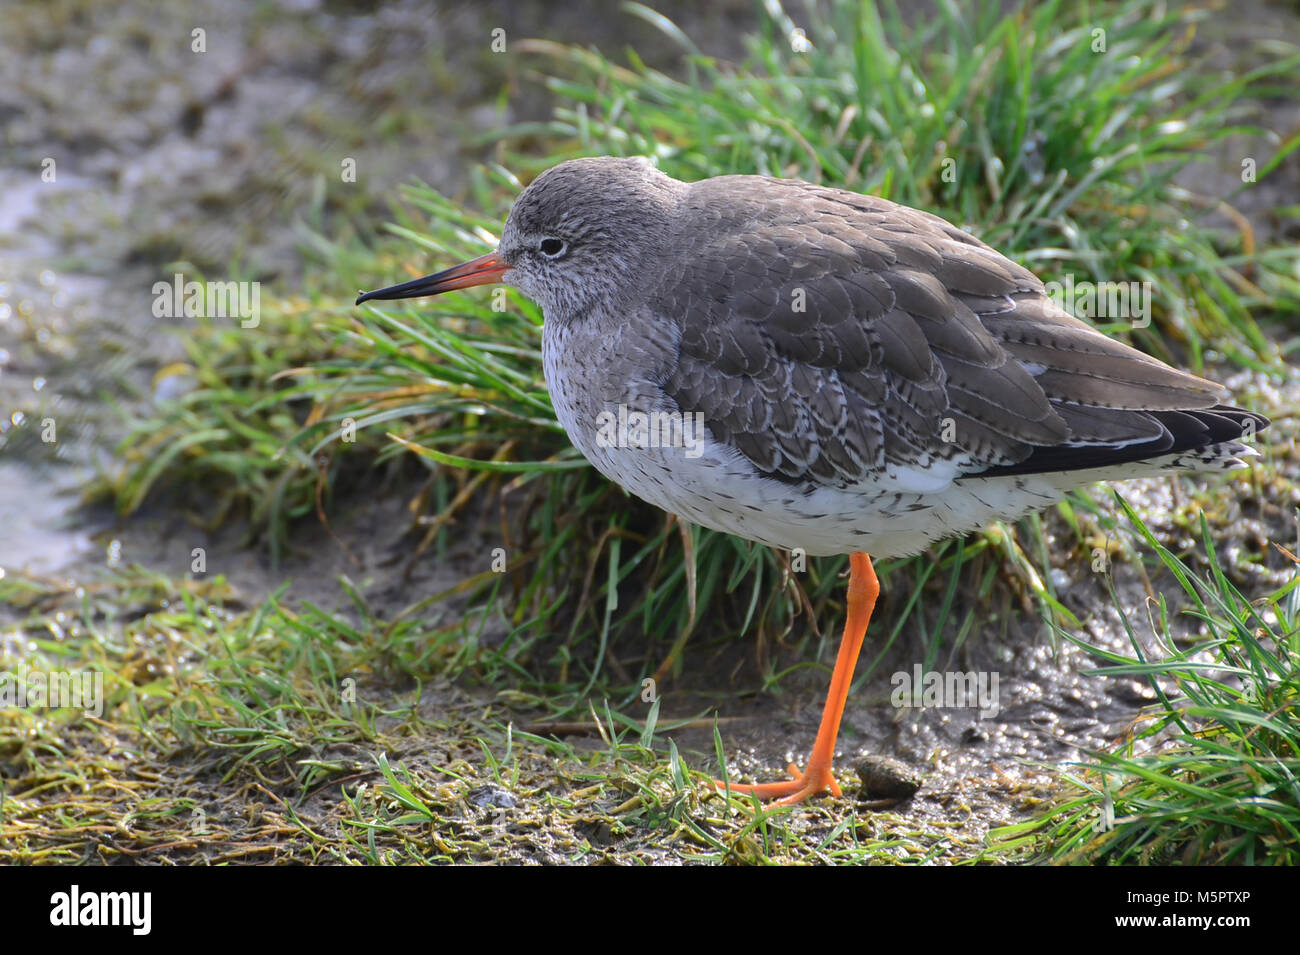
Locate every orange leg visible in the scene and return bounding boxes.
[714,552,879,806]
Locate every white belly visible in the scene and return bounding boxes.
[569,432,1069,557]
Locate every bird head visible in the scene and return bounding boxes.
[356,156,682,318]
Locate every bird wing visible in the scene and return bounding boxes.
[652,176,1240,489]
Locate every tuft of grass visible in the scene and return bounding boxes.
[988,499,1300,865]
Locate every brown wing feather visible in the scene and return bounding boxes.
[654,176,1233,487]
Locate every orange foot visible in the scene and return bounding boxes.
[714,759,841,806]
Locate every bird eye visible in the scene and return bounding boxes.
[539,237,566,258]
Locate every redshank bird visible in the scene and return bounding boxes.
[357,156,1267,805]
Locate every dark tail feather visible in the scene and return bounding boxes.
[972,405,1268,478]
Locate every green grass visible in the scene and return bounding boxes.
[988,499,1300,865]
[44,0,1300,863]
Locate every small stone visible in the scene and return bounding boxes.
[856,755,921,801]
[469,786,517,811]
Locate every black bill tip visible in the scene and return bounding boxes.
[353,252,508,308]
